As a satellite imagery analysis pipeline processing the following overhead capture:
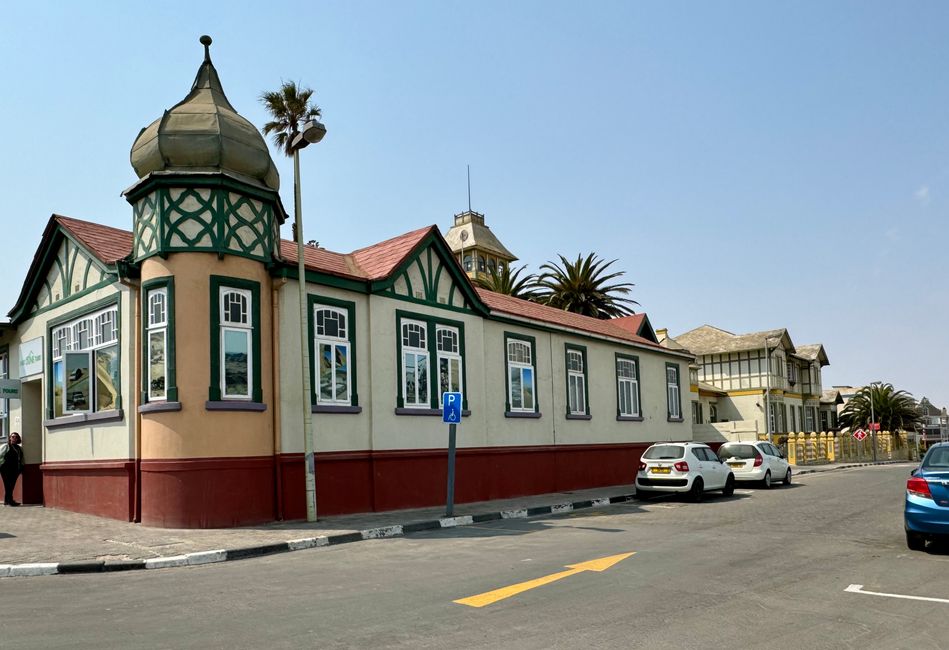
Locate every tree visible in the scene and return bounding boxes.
[839,383,921,437]
[535,253,638,319]
[260,81,322,157]
[474,264,540,300]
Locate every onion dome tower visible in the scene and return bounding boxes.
[124,37,282,528]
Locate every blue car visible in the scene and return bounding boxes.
[905,442,949,550]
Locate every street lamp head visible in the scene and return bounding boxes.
[290,120,327,153]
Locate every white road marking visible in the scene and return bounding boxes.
[845,583,949,604]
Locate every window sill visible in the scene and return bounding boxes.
[139,401,182,414]
[313,405,363,414]
[205,401,267,412]
[504,411,542,419]
[566,413,592,421]
[45,410,124,430]
[667,417,685,423]
[394,408,471,417]
[617,415,644,422]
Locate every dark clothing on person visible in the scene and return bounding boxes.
[0,439,24,505]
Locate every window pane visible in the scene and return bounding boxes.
[335,345,349,402]
[522,367,534,410]
[405,353,417,403]
[53,360,65,418]
[223,329,250,396]
[223,291,248,325]
[416,354,428,403]
[569,377,578,412]
[619,381,630,415]
[149,330,166,399]
[510,367,522,409]
[450,358,461,393]
[631,381,640,415]
[65,352,91,412]
[96,345,120,411]
[319,343,334,401]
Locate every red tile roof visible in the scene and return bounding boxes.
[278,240,367,280]
[611,314,646,336]
[350,225,435,280]
[475,288,666,350]
[55,215,133,263]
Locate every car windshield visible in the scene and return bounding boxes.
[922,447,949,469]
[718,444,759,460]
[643,445,685,460]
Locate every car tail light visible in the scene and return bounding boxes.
[674,461,689,472]
[908,477,932,499]
[753,454,763,467]
[638,462,646,471]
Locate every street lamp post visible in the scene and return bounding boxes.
[764,335,780,445]
[868,381,878,463]
[291,119,327,522]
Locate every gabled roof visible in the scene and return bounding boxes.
[611,314,658,343]
[794,343,830,367]
[673,325,794,356]
[8,215,129,323]
[443,211,517,261]
[820,389,844,405]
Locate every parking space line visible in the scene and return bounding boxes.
[845,584,949,604]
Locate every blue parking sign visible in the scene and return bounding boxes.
[442,392,462,423]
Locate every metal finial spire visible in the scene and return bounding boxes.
[467,165,471,212]
[200,35,212,62]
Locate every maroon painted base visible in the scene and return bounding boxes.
[279,442,650,520]
[140,456,275,528]
[41,460,135,521]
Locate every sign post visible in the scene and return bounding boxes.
[442,392,462,517]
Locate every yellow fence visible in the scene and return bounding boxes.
[775,431,919,466]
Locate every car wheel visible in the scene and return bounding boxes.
[762,471,772,489]
[906,530,926,551]
[784,468,792,485]
[689,478,704,502]
[722,475,735,497]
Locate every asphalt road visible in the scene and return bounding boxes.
[5,464,948,649]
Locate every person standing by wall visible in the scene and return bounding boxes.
[0,432,24,506]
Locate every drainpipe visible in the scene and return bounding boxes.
[272,278,287,520]
[116,265,142,522]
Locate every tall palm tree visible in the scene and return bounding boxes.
[474,264,540,300]
[535,253,638,319]
[260,81,322,157]
[839,383,921,439]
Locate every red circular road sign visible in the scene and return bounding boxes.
[853,428,869,441]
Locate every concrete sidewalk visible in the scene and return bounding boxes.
[791,460,910,475]
[0,460,912,577]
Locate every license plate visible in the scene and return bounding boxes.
[729,463,744,468]
[651,467,671,474]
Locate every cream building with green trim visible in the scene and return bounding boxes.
[0,37,695,527]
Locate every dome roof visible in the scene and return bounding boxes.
[130,36,280,191]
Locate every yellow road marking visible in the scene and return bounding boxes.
[454,552,635,608]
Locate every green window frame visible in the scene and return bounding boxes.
[666,362,682,421]
[564,343,590,419]
[395,310,467,412]
[209,276,262,404]
[46,294,123,420]
[308,295,359,410]
[142,277,177,404]
[615,352,642,421]
[504,332,539,417]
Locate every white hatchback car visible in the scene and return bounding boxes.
[717,441,791,488]
[635,442,735,501]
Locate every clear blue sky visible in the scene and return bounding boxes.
[2,1,947,406]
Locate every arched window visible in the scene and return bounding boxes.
[507,339,535,412]
[437,326,462,398]
[401,320,429,408]
[566,348,587,415]
[463,255,473,272]
[220,288,252,399]
[147,288,168,400]
[314,306,350,404]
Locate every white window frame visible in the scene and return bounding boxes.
[401,319,429,409]
[51,305,119,416]
[804,406,815,432]
[507,339,535,413]
[220,288,253,400]
[436,325,463,402]
[616,357,640,418]
[147,287,168,401]
[314,305,351,406]
[667,365,681,419]
[567,349,586,415]
[0,351,7,439]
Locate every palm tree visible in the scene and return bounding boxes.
[535,253,638,319]
[260,81,322,157]
[474,264,540,300]
[839,383,921,439]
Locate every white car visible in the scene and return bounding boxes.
[635,442,735,501]
[717,441,791,488]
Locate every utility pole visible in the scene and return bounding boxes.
[869,383,877,463]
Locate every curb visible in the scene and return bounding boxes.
[793,460,908,476]
[0,492,637,578]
